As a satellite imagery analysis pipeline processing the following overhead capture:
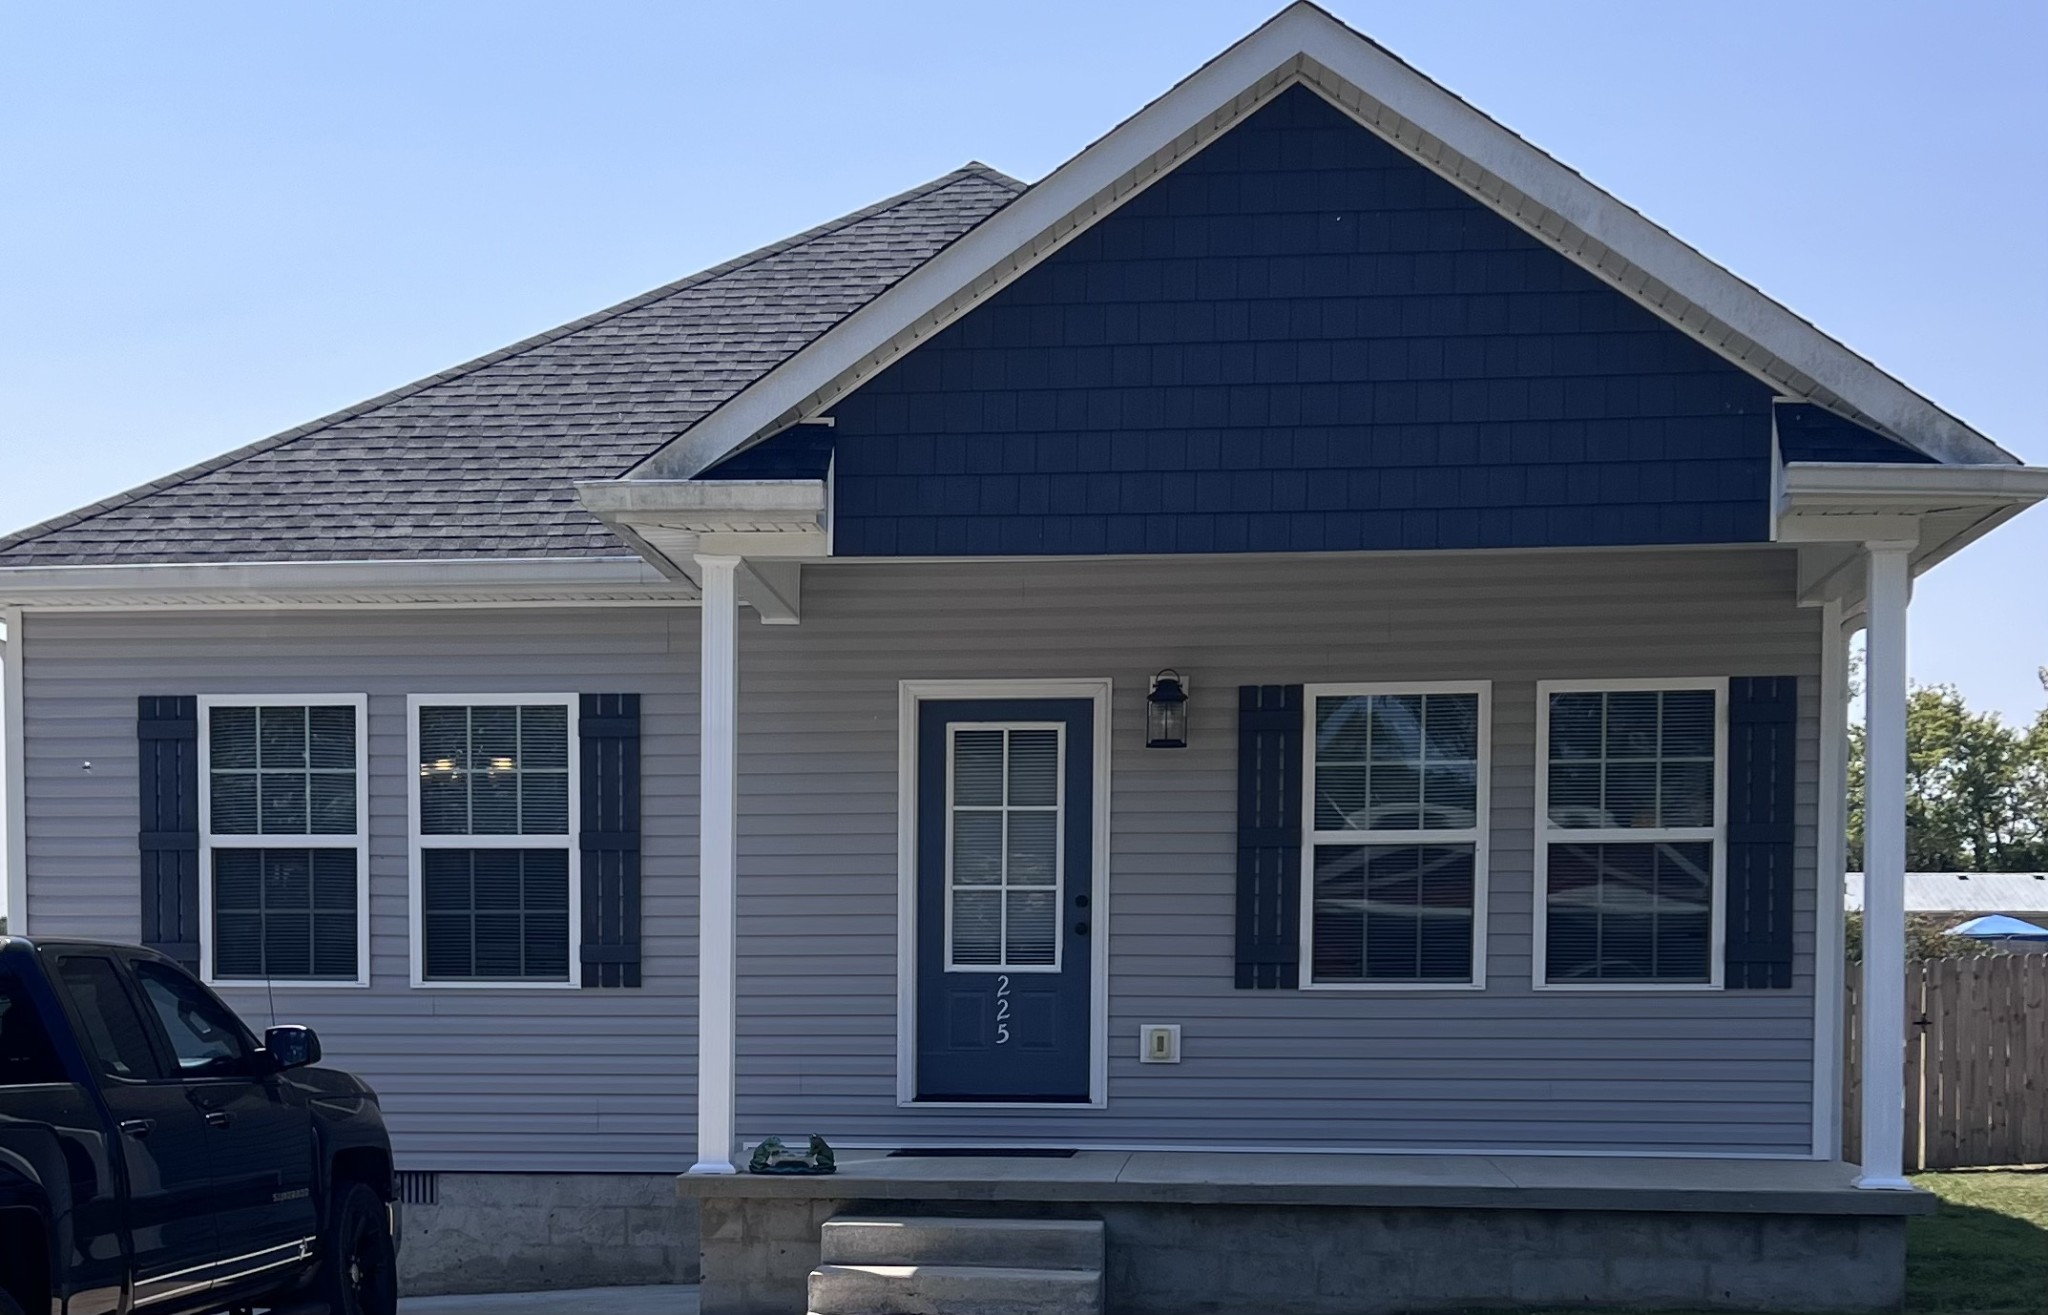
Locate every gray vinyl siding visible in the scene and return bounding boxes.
[19,546,1824,1163]
[733,548,1822,1155]
[20,608,700,1172]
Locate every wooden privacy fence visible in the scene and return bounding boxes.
[1843,954,2048,1170]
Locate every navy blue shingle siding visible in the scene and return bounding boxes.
[826,86,1779,556]
[697,427,837,480]
[1774,402,1932,464]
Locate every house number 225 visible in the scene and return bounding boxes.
[995,975,1011,1045]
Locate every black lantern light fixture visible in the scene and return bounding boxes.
[1146,670,1189,749]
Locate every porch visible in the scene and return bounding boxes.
[679,1149,1932,1315]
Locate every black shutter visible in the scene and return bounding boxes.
[138,696,201,971]
[1725,676,1798,989]
[1236,685,1303,989]
[579,694,642,988]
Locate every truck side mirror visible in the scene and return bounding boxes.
[264,1025,322,1070]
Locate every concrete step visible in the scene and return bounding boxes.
[809,1263,1103,1315]
[820,1215,1105,1270]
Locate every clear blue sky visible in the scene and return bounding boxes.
[2,0,2043,719]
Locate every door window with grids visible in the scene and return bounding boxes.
[946,725,1062,971]
[201,698,366,985]
[412,698,577,984]
[1304,685,1488,986]
[1538,683,1723,987]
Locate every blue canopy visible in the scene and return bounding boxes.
[1951,914,2048,940]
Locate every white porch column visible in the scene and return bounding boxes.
[691,555,741,1174]
[2,607,24,937]
[1857,542,1914,1189]
[1811,599,1849,1159]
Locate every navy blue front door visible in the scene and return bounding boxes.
[915,698,1094,1102]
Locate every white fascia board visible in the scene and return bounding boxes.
[0,556,695,609]
[627,1,2011,480]
[576,478,827,521]
[1780,462,2048,513]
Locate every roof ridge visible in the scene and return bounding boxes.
[0,164,1026,557]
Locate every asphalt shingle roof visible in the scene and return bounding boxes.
[0,165,1024,566]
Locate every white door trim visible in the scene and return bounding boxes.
[897,678,1112,1109]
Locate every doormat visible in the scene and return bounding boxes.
[887,1147,1079,1158]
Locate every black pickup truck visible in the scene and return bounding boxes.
[0,937,398,1315]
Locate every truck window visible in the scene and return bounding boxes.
[133,962,257,1078]
[52,955,166,1082]
[0,966,68,1085]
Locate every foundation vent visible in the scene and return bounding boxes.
[394,1170,439,1206]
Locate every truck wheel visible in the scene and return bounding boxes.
[316,1181,397,1315]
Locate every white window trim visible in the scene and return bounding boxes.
[896,678,1112,1110]
[943,721,1067,974]
[197,694,371,990]
[406,693,582,990]
[1299,681,1491,992]
[1532,677,1729,993]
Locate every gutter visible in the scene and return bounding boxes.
[0,556,696,609]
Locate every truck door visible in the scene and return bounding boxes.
[0,956,127,1315]
[127,958,320,1286]
[46,951,219,1310]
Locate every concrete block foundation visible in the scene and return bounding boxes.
[679,1152,1931,1315]
[399,1172,701,1297]
[695,1195,1906,1315]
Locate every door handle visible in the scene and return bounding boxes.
[118,1118,155,1138]
[204,1110,234,1129]
[1074,921,1090,936]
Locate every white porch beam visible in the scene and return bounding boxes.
[1811,599,1849,1160]
[691,555,741,1174]
[736,560,802,625]
[1857,542,1915,1189]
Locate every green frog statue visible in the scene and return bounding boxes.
[747,1134,837,1175]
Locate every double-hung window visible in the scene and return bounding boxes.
[1536,680,1725,988]
[1302,683,1489,987]
[199,696,368,986]
[410,695,579,986]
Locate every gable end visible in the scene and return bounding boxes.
[822,87,1778,558]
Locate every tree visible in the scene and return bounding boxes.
[1842,911,1977,963]
[1847,682,2048,872]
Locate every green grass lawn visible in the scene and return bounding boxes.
[1905,1171,2048,1314]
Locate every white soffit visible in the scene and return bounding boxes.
[629,1,2013,482]
[575,479,826,623]
[1780,461,2048,605]
[0,557,697,609]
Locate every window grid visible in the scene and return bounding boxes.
[418,704,571,837]
[212,848,359,981]
[945,724,1064,972]
[207,704,358,838]
[1301,684,1489,990]
[1536,681,1726,990]
[198,695,367,989]
[409,695,580,988]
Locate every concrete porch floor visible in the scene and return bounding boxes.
[678,1149,1935,1215]
[401,1286,699,1315]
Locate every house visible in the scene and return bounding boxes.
[4,5,2045,1311]
[1846,871,2048,928]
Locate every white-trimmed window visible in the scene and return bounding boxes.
[1536,679,1726,989]
[408,695,580,987]
[1301,683,1489,988]
[945,723,1063,972]
[199,695,369,987]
